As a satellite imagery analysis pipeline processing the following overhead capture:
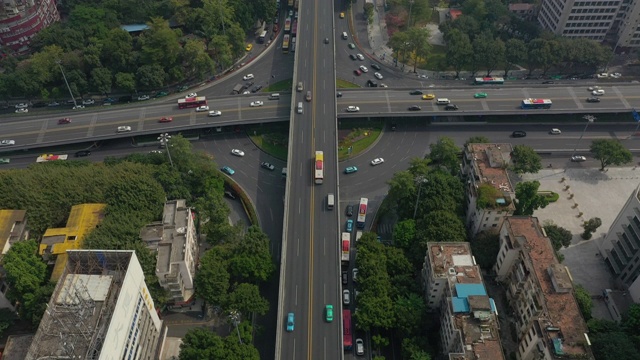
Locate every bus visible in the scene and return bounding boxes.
[356,197,368,229]
[284,17,291,33]
[474,76,504,85]
[283,34,290,54]
[258,30,267,44]
[521,98,552,109]
[343,310,353,350]
[177,96,207,109]
[314,151,324,184]
[341,232,350,263]
[292,20,298,37]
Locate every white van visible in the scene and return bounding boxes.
[268,93,280,100]
[436,98,450,105]
[297,102,303,114]
[327,194,335,210]
[342,32,348,40]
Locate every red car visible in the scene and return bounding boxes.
[354,69,362,76]
[58,118,71,124]
[159,117,173,123]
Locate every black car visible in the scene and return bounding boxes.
[245,81,254,88]
[511,131,527,138]
[371,63,381,71]
[542,80,555,84]
[586,97,601,103]
[324,38,329,44]
[445,104,459,111]
[251,85,263,93]
[409,90,423,95]
[337,92,343,98]
[342,271,348,285]
[349,54,357,60]
[346,204,354,217]
[408,105,421,111]
[75,150,91,157]
[366,80,378,87]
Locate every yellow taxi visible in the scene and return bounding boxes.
[422,94,435,100]
[245,43,253,51]
[340,12,345,19]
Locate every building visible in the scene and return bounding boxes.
[26,250,163,360]
[600,183,640,301]
[140,199,198,305]
[0,209,29,310]
[462,143,515,236]
[0,0,60,55]
[509,3,536,20]
[421,242,505,360]
[39,203,106,281]
[494,217,594,360]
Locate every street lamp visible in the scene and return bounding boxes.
[571,115,595,158]
[413,176,428,219]
[228,310,242,344]
[157,133,174,167]
[407,0,415,28]
[56,60,78,108]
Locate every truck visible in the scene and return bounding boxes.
[288,0,293,7]
[341,232,351,263]
[232,84,243,94]
[37,154,68,162]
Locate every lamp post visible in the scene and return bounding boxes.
[413,176,428,220]
[56,60,78,108]
[157,133,174,167]
[228,310,242,344]
[407,0,415,28]
[571,115,595,158]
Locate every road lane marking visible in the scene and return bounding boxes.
[87,114,98,137]
[137,107,146,131]
[36,119,48,143]
[385,91,391,112]
[481,100,489,111]
[522,88,531,98]
[567,87,584,109]
[190,110,197,125]
[613,86,631,109]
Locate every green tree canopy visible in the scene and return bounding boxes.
[511,144,542,174]
[543,224,573,251]
[194,249,230,305]
[226,283,269,315]
[590,139,633,171]
[428,137,460,175]
[514,180,549,215]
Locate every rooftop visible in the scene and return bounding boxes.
[156,200,191,274]
[506,217,592,358]
[509,3,535,11]
[428,242,481,284]
[465,143,514,199]
[0,209,27,255]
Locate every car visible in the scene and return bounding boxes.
[149,150,163,154]
[348,43,355,49]
[356,53,364,60]
[371,63,381,71]
[542,80,555,84]
[243,91,251,95]
[102,98,116,103]
[571,155,587,162]
[366,80,378,87]
[359,65,368,73]
[324,38,329,44]
[354,69,362,76]
[177,85,189,92]
[159,117,173,123]
[261,162,275,171]
[243,74,254,80]
[231,149,245,157]
[250,101,264,107]
[82,99,95,105]
[325,305,334,322]
[346,204,354,217]
[14,103,28,109]
[474,92,488,98]
[342,271,348,284]
[588,86,601,91]
[0,158,10,164]
[75,150,91,157]
[155,91,169,98]
[596,73,609,78]
[344,166,358,174]
[72,105,85,110]
[288,9,293,16]
[346,106,360,112]
[422,94,435,100]
[410,90,423,95]
[245,43,253,51]
[286,313,295,332]
[374,72,383,80]
[337,92,343,98]
[408,105,421,111]
[511,131,527,138]
[221,166,235,175]
[251,85,263,93]
[297,82,303,92]
[117,126,132,133]
[58,117,71,124]
[137,95,150,101]
[586,97,601,103]
[187,92,198,98]
[611,72,622,78]
[15,108,28,113]
[306,91,312,102]
[445,104,459,111]
[208,110,222,117]
[349,54,357,60]
[390,122,396,131]
[48,101,61,107]
[196,105,210,112]
[0,140,16,146]
[550,128,562,134]
[353,268,358,282]
[343,289,351,305]
[592,89,605,96]
[340,12,345,18]
[371,158,384,166]
[356,338,364,356]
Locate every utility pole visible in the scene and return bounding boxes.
[56,60,78,108]
[571,115,595,158]
[157,133,174,167]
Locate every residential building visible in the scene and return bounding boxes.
[26,250,163,360]
[462,143,515,236]
[494,217,594,360]
[0,0,60,55]
[600,183,640,302]
[0,209,29,310]
[509,3,536,20]
[422,242,505,360]
[39,203,106,281]
[140,199,198,305]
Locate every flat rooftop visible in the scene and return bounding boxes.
[466,143,513,194]
[428,242,481,284]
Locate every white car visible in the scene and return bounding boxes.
[356,338,364,356]
[587,86,601,91]
[14,103,28,109]
[187,92,197,98]
[0,140,16,146]
[15,108,28,113]
[343,290,350,305]
[356,53,364,60]
[346,106,360,112]
[353,268,358,282]
[250,101,264,107]
[72,105,85,110]
[380,83,388,88]
[592,89,605,96]
[371,158,384,166]
[359,65,368,73]
[374,72,383,80]
[82,99,95,105]
[550,128,562,135]
[208,110,222,117]
[596,73,609,78]
[137,95,150,101]
[117,126,132,133]
[571,155,587,162]
[611,72,622,78]
[243,91,251,94]
[243,74,254,80]
[231,149,245,157]
[196,105,210,112]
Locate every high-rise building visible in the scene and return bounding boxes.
[0,0,60,55]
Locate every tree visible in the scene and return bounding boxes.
[473,32,505,75]
[582,217,602,240]
[100,29,134,73]
[115,72,136,94]
[394,293,426,336]
[182,39,215,80]
[591,331,640,360]
[393,219,416,251]
[527,38,561,75]
[464,136,490,146]
[504,38,527,76]
[90,67,112,94]
[180,328,226,359]
[406,27,431,73]
[0,308,17,337]
[136,64,166,89]
[574,284,593,321]
[470,230,500,270]
[428,137,460,175]
[227,226,274,283]
[543,224,572,251]
[444,29,472,78]
[511,144,542,174]
[226,283,269,315]
[622,304,640,336]
[514,181,549,215]
[140,17,182,70]
[389,30,411,64]
[590,139,633,171]
[371,334,390,355]
[194,250,230,305]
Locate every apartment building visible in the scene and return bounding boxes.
[0,209,29,310]
[140,199,198,305]
[422,242,505,360]
[0,0,60,54]
[462,143,516,236]
[494,217,594,360]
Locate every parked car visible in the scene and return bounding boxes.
[74,150,91,157]
[374,72,383,80]
[371,63,381,70]
[342,271,348,284]
[356,53,364,60]
[346,204,354,217]
[48,101,61,107]
[359,65,368,73]
[155,91,169,98]
[0,158,10,164]
[137,95,150,101]
[82,99,95,105]
[72,105,85,110]
[14,103,28,109]
[343,289,351,305]
[251,85,263,93]
[15,108,28,113]
[353,268,358,282]
[356,338,365,356]
[348,43,355,49]
[245,43,253,51]
[354,69,362,76]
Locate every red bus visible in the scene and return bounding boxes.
[178,96,207,109]
[343,310,352,350]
